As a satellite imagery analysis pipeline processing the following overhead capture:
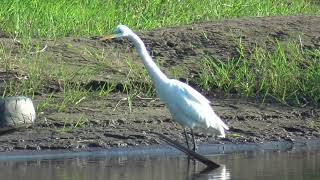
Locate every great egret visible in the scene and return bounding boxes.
[100,25,229,151]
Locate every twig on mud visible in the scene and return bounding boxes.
[113,97,127,111]
[29,44,48,55]
[113,95,160,111]
[75,97,86,105]
[209,103,239,109]
[75,107,101,112]
[136,95,159,102]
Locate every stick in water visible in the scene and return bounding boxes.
[153,132,220,169]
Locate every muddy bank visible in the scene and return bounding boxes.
[0,15,319,152]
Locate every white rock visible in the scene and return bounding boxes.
[0,96,36,127]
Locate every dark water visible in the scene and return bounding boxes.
[0,149,319,180]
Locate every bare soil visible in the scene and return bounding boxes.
[0,15,320,152]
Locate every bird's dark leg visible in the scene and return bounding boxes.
[183,128,190,149]
[191,129,197,151]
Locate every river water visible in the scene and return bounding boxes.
[0,147,319,180]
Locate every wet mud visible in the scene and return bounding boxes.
[0,15,319,152]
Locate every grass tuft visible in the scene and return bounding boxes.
[199,40,320,105]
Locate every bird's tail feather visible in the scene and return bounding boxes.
[210,113,229,129]
[221,121,229,130]
[206,113,229,137]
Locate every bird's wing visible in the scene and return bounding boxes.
[169,79,211,104]
[166,79,229,131]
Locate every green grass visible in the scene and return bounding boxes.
[0,44,111,112]
[0,0,319,38]
[199,40,320,105]
[0,42,156,113]
[0,0,319,112]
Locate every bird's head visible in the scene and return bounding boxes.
[100,25,133,40]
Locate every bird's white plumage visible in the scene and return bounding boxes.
[158,79,229,137]
[106,25,229,138]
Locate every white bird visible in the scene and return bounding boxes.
[101,25,229,151]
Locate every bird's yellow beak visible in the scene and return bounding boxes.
[99,34,115,41]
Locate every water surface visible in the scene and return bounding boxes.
[0,148,319,180]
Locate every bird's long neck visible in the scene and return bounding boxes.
[128,33,169,87]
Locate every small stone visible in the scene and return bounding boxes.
[87,142,101,147]
[117,119,125,125]
[0,96,36,127]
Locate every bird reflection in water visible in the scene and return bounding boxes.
[188,160,230,180]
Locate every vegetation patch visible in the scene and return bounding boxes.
[199,40,320,105]
[0,0,319,38]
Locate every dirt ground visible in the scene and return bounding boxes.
[0,15,319,152]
